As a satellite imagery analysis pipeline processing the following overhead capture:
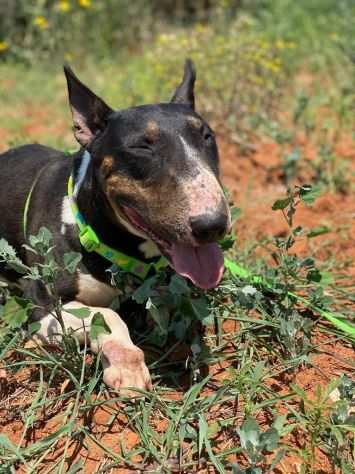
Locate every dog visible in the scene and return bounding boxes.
[0,60,231,393]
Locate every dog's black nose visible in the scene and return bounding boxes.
[190,212,228,244]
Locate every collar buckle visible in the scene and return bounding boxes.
[79,225,100,252]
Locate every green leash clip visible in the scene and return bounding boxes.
[79,225,100,252]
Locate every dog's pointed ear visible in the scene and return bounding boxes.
[171,59,196,109]
[64,64,113,147]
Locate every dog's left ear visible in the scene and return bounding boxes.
[64,64,113,147]
[171,59,196,109]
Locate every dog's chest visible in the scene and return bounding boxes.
[76,272,119,307]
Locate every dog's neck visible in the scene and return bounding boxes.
[72,150,159,262]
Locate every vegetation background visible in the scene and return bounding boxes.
[0,1,354,473]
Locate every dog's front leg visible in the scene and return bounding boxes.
[34,301,152,395]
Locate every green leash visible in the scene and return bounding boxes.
[224,257,355,339]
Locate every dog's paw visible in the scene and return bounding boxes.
[102,341,152,397]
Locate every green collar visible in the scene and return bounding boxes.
[67,175,168,279]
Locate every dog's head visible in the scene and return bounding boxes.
[64,60,231,289]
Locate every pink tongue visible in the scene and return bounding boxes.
[170,242,224,289]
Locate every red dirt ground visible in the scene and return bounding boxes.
[219,135,355,275]
[0,130,354,473]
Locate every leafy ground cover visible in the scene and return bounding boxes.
[0,1,354,473]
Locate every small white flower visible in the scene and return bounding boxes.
[241,285,257,296]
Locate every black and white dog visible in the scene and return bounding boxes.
[0,60,231,393]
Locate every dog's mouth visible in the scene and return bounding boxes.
[121,206,224,289]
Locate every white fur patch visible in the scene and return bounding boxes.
[76,272,119,307]
[179,136,226,219]
[60,224,66,235]
[180,135,199,161]
[34,301,133,348]
[138,240,160,258]
[61,196,75,226]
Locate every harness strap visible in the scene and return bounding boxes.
[23,168,46,240]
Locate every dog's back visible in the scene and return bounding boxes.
[0,144,65,257]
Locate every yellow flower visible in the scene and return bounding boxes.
[58,0,71,12]
[275,39,286,49]
[0,41,9,52]
[330,32,339,41]
[195,23,207,34]
[78,0,91,7]
[252,75,265,85]
[34,16,48,29]
[259,40,270,49]
[157,33,169,46]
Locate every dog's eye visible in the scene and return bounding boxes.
[203,131,214,145]
[129,145,153,156]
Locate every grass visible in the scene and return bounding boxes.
[0,182,354,472]
[0,1,355,472]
